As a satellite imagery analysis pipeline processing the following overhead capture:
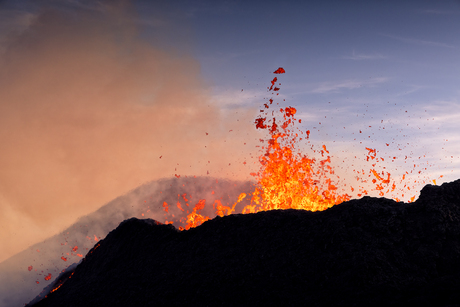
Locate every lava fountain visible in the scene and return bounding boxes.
[28,67,443,299]
[163,67,441,230]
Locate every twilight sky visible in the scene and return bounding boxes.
[0,0,459,262]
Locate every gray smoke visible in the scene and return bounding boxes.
[0,176,255,307]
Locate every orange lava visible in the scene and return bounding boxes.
[160,67,441,230]
[245,69,351,212]
[30,67,442,287]
[179,199,210,231]
[163,67,351,229]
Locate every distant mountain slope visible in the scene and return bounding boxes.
[0,177,254,307]
[30,179,460,307]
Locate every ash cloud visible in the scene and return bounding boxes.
[0,0,259,263]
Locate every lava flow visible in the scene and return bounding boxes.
[163,67,441,230]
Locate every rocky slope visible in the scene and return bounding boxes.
[1,176,253,307]
[30,179,460,307]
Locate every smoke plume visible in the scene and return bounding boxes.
[0,1,258,263]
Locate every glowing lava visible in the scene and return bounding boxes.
[245,72,351,212]
[162,68,352,229]
[28,67,443,287]
[162,67,441,230]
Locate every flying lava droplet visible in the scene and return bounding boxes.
[273,67,286,74]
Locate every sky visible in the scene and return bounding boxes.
[0,0,459,263]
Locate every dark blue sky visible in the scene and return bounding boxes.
[134,0,460,185]
[135,1,460,88]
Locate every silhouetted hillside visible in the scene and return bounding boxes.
[31,179,460,307]
[0,176,253,307]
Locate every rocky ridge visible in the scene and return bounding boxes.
[30,179,460,307]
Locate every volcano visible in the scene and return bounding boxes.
[28,179,460,307]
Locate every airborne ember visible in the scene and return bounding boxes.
[24,68,442,301]
[161,68,441,230]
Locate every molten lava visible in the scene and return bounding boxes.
[28,67,442,287]
[245,71,351,212]
[161,67,441,230]
[161,67,352,229]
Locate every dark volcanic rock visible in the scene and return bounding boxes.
[30,179,460,307]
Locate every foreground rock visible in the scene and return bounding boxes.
[0,176,253,307]
[30,179,460,307]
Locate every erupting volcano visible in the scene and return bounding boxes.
[29,179,460,307]
[23,68,458,307]
[162,68,440,231]
[2,0,459,305]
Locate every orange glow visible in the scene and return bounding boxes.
[177,201,185,212]
[245,73,350,212]
[31,67,443,285]
[158,67,440,230]
[164,67,351,229]
[162,202,169,213]
[50,272,74,294]
[179,199,210,231]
